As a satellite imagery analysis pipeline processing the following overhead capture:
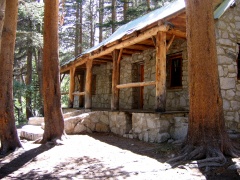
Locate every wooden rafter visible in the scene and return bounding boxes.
[167,35,175,51]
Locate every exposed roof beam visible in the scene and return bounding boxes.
[89,24,170,60]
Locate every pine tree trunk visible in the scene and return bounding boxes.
[112,0,116,33]
[99,0,103,43]
[0,0,22,154]
[75,1,80,57]
[26,46,33,120]
[35,48,44,116]
[42,0,65,143]
[185,0,231,149]
[171,0,237,167]
[79,1,83,54]
[0,0,6,53]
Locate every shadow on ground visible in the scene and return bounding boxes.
[0,145,53,179]
[9,156,130,180]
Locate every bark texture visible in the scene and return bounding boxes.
[42,0,65,143]
[168,0,239,167]
[0,0,5,52]
[0,0,22,154]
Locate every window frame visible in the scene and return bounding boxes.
[168,54,183,89]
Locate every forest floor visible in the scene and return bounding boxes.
[0,132,240,180]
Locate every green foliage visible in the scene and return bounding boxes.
[13,81,27,125]
[61,75,70,107]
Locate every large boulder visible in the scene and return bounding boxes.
[28,117,44,126]
[20,125,44,141]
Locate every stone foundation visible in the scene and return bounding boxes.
[21,110,189,143]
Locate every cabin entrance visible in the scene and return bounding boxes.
[132,63,144,109]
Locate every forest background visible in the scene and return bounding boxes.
[14,0,173,126]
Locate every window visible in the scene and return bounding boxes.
[238,45,240,79]
[168,54,182,88]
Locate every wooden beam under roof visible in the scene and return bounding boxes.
[122,48,142,54]
[89,24,170,60]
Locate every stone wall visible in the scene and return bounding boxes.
[126,112,188,143]
[64,110,189,142]
[64,111,132,136]
[119,39,189,111]
[215,1,240,131]
[92,63,112,109]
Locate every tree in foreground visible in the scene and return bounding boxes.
[41,0,66,143]
[169,0,240,167]
[0,0,5,52]
[0,0,22,154]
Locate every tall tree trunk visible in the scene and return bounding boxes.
[99,0,103,43]
[89,0,94,47]
[26,46,33,120]
[79,0,83,54]
[169,0,239,167]
[146,0,151,12]
[0,0,22,154]
[75,1,80,57]
[123,0,128,22]
[35,48,44,116]
[0,0,6,53]
[42,0,65,143]
[112,0,116,33]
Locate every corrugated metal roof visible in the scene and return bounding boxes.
[62,0,234,67]
[83,0,185,54]
[214,0,235,19]
[62,0,185,66]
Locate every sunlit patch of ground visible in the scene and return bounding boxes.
[0,133,239,179]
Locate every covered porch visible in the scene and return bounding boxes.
[60,1,187,113]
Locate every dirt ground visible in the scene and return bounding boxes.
[0,133,240,180]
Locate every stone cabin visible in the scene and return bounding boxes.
[60,0,240,143]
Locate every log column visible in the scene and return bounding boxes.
[68,67,76,108]
[85,59,93,109]
[79,74,85,107]
[111,49,120,110]
[155,31,167,112]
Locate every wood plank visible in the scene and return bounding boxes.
[116,81,155,89]
[85,59,93,109]
[111,49,120,110]
[61,92,68,95]
[155,31,167,112]
[72,91,85,96]
[167,29,186,38]
[167,35,175,51]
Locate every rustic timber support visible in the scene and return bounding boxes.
[111,49,121,110]
[72,91,85,96]
[85,59,93,109]
[167,35,175,51]
[155,31,167,112]
[79,74,85,107]
[68,67,76,108]
[61,92,68,95]
[90,24,170,60]
[116,81,155,89]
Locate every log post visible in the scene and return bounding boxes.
[79,74,85,107]
[111,49,120,110]
[155,31,167,112]
[68,67,76,108]
[85,59,93,109]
